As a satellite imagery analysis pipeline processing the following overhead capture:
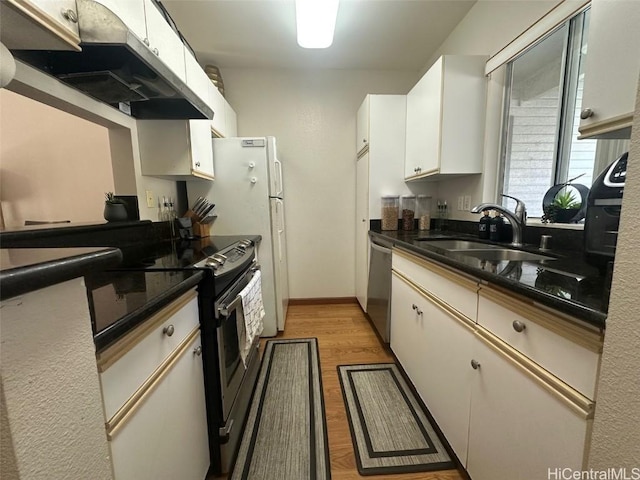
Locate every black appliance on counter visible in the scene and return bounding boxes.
[584,152,628,271]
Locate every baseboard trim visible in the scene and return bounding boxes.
[289,297,358,306]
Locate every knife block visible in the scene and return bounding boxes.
[183,209,211,238]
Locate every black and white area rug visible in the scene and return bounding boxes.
[338,363,455,476]
[230,338,331,480]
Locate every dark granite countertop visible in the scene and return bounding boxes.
[0,247,123,301]
[86,269,204,352]
[371,229,609,329]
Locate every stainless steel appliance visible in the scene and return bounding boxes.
[584,152,627,271]
[109,235,262,476]
[187,137,289,337]
[367,236,393,343]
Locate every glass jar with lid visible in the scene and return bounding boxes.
[381,195,399,230]
[417,195,432,230]
[401,195,416,231]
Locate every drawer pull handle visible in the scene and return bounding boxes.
[580,107,594,119]
[471,359,481,370]
[193,346,202,356]
[163,324,175,337]
[512,320,526,333]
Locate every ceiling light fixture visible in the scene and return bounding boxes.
[295,0,339,49]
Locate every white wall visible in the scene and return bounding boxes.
[0,277,113,479]
[222,68,418,298]
[418,0,562,221]
[588,80,640,469]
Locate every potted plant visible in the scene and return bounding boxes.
[104,192,128,222]
[543,188,582,223]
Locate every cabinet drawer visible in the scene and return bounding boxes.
[477,288,602,399]
[392,248,478,321]
[98,290,199,420]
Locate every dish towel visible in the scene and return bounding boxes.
[238,270,265,367]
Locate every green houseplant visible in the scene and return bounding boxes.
[103,192,128,222]
[542,188,583,223]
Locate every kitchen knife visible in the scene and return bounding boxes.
[200,203,215,218]
[191,197,205,213]
[195,200,210,216]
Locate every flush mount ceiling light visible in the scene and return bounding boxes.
[295,0,340,49]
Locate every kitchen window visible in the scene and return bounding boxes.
[499,7,629,218]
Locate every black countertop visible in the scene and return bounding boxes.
[371,229,609,329]
[0,247,123,300]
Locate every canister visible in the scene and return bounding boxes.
[381,196,399,230]
[417,195,431,230]
[401,195,416,231]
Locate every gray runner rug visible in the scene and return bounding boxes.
[338,363,455,476]
[230,338,331,480]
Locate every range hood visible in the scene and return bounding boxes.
[10,0,213,120]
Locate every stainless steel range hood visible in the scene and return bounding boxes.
[10,0,213,120]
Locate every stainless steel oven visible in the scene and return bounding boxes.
[214,261,261,460]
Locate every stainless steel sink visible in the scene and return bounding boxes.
[416,239,501,250]
[459,249,556,262]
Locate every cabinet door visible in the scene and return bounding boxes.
[210,82,227,137]
[467,336,590,480]
[189,120,214,179]
[224,100,238,137]
[418,293,474,463]
[390,274,430,396]
[355,153,369,310]
[110,333,210,480]
[356,95,370,155]
[28,0,80,38]
[144,0,186,82]
[185,48,211,106]
[405,58,442,178]
[94,0,146,41]
[579,0,640,138]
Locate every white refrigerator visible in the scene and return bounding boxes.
[187,137,289,336]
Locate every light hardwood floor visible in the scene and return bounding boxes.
[273,302,465,480]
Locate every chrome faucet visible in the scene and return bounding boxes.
[471,194,527,247]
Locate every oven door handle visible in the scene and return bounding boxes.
[217,265,260,317]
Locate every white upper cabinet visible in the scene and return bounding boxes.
[209,81,226,136]
[224,100,237,137]
[138,120,214,180]
[0,0,81,50]
[578,0,640,139]
[184,47,211,106]
[93,0,147,41]
[356,95,370,155]
[405,55,487,180]
[143,0,186,82]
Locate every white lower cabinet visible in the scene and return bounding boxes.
[391,271,473,462]
[467,334,590,480]
[98,291,209,480]
[109,331,209,480]
[390,248,598,479]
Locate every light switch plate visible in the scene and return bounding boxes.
[457,196,464,211]
[464,196,472,211]
[145,190,154,208]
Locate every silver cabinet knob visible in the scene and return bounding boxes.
[580,108,594,119]
[143,37,150,46]
[363,139,366,143]
[153,48,159,56]
[362,219,366,222]
[195,161,201,167]
[193,346,203,356]
[411,304,423,315]
[61,8,78,23]
[512,320,526,333]
[471,359,481,370]
[163,325,175,337]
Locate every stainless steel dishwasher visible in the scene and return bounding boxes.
[367,236,393,343]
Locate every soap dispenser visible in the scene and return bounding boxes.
[489,212,504,241]
[479,209,491,239]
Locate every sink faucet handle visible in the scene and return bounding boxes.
[500,194,527,220]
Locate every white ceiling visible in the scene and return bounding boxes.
[162,0,476,70]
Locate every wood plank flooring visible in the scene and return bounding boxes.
[272,302,465,480]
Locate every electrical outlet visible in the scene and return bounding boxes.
[457,196,464,211]
[145,190,154,208]
[464,195,472,211]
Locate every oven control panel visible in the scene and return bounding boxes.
[201,239,255,277]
